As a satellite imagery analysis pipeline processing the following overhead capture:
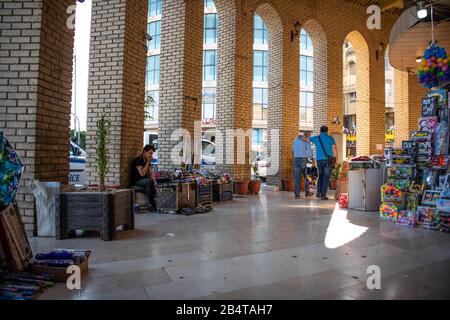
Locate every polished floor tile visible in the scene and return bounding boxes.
[32,191,449,300]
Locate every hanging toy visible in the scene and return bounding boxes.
[418,44,449,89]
[417,4,450,88]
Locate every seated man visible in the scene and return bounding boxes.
[131,145,157,211]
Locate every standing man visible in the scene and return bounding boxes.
[131,145,157,211]
[310,126,338,200]
[293,130,314,199]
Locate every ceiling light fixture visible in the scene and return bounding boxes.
[417,1,428,19]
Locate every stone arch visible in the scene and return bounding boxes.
[254,3,286,186]
[344,30,372,156]
[302,19,329,134]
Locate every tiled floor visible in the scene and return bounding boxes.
[30,191,450,300]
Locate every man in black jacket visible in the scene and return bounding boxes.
[131,145,157,211]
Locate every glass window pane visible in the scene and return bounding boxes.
[262,88,268,104]
[307,72,313,86]
[254,51,263,66]
[254,15,263,29]
[307,92,313,106]
[254,30,264,45]
[307,57,313,71]
[253,88,262,104]
[253,67,263,82]
[300,56,307,70]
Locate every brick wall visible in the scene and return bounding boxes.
[394,69,426,147]
[0,0,74,234]
[158,0,204,171]
[86,0,147,187]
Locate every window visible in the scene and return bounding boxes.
[148,0,162,17]
[203,50,216,82]
[146,55,160,86]
[299,29,314,127]
[300,29,313,52]
[254,15,268,45]
[300,55,313,89]
[146,90,159,121]
[204,14,217,45]
[349,92,357,103]
[349,61,356,76]
[204,0,216,10]
[300,91,313,124]
[253,50,268,83]
[147,21,161,50]
[253,88,268,121]
[202,88,216,120]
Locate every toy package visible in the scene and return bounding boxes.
[406,192,420,211]
[0,132,24,210]
[418,117,439,135]
[380,203,401,222]
[397,210,418,227]
[441,189,450,199]
[437,211,450,233]
[426,89,448,110]
[434,122,449,156]
[387,166,414,179]
[423,168,438,187]
[439,174,450,188]
[386,179,411,192]
[439,105,449,125]
[402,141,417,151]
[422,96,438,117]
[381,183,405,205]
[417,206,439,230]
[422,190,441,206]
[411,131,431,141]
[436,198,450,213]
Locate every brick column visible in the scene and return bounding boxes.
[393,69,426,147]
[255,4,299,188]
[214,0,253,180]
[346,31,386,156]
[157,0,204,171]
[0,0,74,234]
[86,0,148,187]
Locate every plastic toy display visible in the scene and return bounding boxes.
[378,87,449,233]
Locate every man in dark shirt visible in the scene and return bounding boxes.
[131,145,157,210]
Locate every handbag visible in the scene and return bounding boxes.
[318,135,336,169]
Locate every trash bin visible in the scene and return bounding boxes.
[30,181,60,237]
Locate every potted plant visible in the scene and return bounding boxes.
[330,163,342,190]
[57,110,134,241]
[234,180,249,195]
[248,162,261,194]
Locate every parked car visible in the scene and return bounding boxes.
[202,139,215,165]
[69,140,86,186]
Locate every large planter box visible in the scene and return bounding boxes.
[57,189,134,241]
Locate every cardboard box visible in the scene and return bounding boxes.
[30,258,89,283]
